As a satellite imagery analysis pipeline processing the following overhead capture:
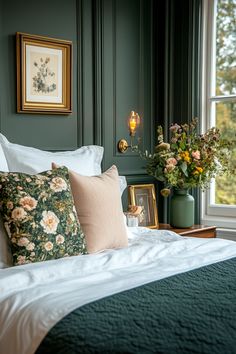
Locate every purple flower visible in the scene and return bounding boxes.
[170,124,181,132]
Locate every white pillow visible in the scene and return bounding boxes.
[0,216,13,268]
[0,134,127,267]
[0,134,104,269]
[0,133,103,176]
[0,144,9,172]
[119,175,127,195]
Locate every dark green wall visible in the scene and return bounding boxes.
[0,0,79,150]
[0,0,154,169]
[0,0,202,221]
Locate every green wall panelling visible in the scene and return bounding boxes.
[78,0,155,181]
[0,0,79,150]
[77,0,95,146]
[0,0,202,221]
[100,0,154,175]
[0,0,154,182]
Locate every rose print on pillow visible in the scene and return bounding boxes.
[19,196,38,211]
[49,177,67,192]
[0,167,87,266]
[40,211,59,234]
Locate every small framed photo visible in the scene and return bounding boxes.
[16,32,72,114]
[128,184,159,229]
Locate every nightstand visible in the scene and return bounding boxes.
[159,224,216,238]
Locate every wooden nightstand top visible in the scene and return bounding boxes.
[158,224,216,238]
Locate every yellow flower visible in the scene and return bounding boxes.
[193,166,203,175]
[180,151,191,163]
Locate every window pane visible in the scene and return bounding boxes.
[215,0,236,96]
[214,101,236,205]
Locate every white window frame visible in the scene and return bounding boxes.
[201,0,236,229]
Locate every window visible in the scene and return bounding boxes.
[202,0,236,228]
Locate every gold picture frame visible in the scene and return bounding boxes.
[128,184,159,229]
[16,32,72,114]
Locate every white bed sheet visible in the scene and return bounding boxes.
[1,227,236,354]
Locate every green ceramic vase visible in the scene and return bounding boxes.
[170,189,194,228]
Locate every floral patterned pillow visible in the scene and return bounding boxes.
[0,167,87,266]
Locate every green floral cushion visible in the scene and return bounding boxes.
[0,166,87,266]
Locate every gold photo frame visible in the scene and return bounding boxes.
[16,32,72,114]
[128,184,159,229]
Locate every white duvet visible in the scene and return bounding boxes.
[1,227,236,354]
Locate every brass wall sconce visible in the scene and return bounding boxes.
[118,111,140,153]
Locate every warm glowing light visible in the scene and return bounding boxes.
[118,110,142,153]
[128,111,140,136]
[129,118,137,133]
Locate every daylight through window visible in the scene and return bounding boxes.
[209,0,236,206]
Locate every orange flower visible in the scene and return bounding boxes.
[180,151,191,163]
[193,166,203,175]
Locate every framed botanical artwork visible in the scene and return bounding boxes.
[16,32,72,114]
[128,184,159,229]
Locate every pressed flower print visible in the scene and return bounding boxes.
[32,57,57,94]
[0,167,87,266]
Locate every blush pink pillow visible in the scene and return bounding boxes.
[52,163,128,253]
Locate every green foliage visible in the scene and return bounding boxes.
[215,0,236,204]
[216,0,236,97]
[141,119,234,197]
[215,104,236,204]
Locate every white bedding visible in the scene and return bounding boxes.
[1,227,236,354]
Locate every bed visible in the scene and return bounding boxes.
[1,227,236,354]
[0,134,236,353]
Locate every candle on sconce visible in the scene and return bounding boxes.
[118,110,141,153]
[128,111,139,136]
[129,118,137,135]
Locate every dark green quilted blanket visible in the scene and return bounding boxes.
[36,257,236,354]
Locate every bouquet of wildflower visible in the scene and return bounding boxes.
[142,118,233,197]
